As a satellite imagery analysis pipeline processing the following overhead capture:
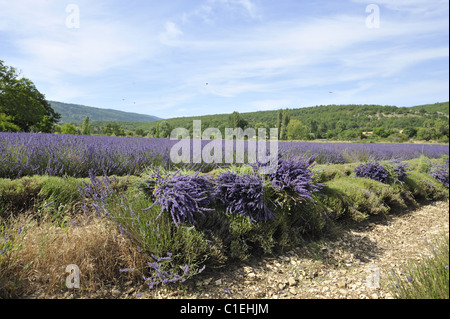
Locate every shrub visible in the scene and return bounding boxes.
[417,155,433,173]
[355,162,389,184]
[384,160,410,184]
[141,172,214,227]
[393,161,409,182]
[431,159,449,188]
[269,156,323,202]
[213,172,273,224]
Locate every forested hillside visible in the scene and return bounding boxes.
[96,102,448,143]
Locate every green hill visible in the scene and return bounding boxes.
[50,101,162,124]
[127,102,448,142]
[410,102,449,115]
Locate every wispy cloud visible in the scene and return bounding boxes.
[159,21,184,46]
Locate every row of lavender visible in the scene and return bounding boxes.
[1,132,448,179]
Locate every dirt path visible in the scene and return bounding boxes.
[136,200,449,300]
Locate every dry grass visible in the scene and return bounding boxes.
[0,213,148,298]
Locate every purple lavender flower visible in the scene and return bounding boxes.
[269,156,323,201]
[396,164,408,182]
[431,159,449,188]
[143,172,214,226]
[214,172,274,223]
[355,162,389,184]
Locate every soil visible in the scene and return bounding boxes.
[28,200,449,300]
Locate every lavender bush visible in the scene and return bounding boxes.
[142,172,215,227]
[383,160,410,184]
[78,170,117,216]
[269,156,323,205]
[393,161,409,182]
[355,160,412,185]
[355,162,389,184]
[213,172,274,223]
[431,159,449,188]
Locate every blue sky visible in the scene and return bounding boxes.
[0,0,448,119]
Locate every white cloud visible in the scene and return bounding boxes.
[181,0,260,26]
[159,21,184,45]
[208,0,259,18]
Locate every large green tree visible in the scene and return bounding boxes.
[0,60,60,132]
[286,119,308,140]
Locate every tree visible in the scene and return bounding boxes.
[155,122,160,138]
[81,116,91,135]
[254,122,270,139]
[335,120,346,133]
[148,127,156,138]
[374,127,391,138]
[403,127,417,138]
[0,112,20,132]
[308,119,318,138]
[36,115,55,133]
[0,60,60,132]
[228,111,248,130]
[60,123,78,135]
[103,122,125,136]
[276,109,283,137]
[286,119,308,140]
[158,120,172,138]
[279,109,290,140]
[417,127,433,141]
[434,119,449,140]
[135,128,146,137]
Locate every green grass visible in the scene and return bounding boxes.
[387,234,449,299]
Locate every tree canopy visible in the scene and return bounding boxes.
[0,60,60,132]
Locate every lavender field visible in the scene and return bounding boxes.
[0,132,448,179]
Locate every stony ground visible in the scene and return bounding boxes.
[31,200,449,300]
